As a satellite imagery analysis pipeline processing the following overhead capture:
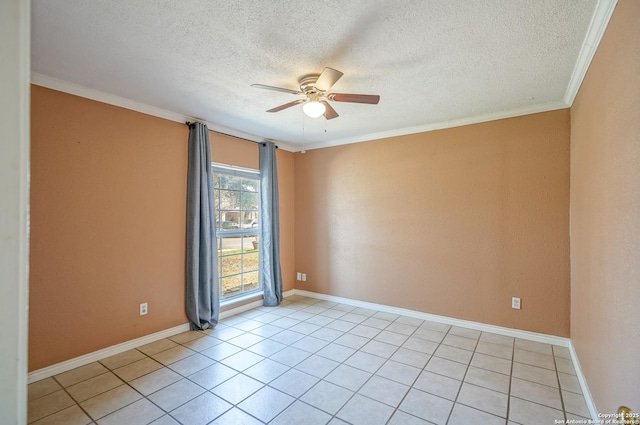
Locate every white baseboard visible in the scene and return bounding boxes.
[28,289,296,384]
[293,289,571,347]
[27,323,190,384]
[568,341,599,420]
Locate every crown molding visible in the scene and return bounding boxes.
[299,100,569,152]
[563,0,618,106]
[29,73,568,154]
[30,72,297,152]
[31,72,189,123]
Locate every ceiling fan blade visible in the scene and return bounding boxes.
[251,84,302,95]
[328,93,380,104]
[314,67,344,92]
[321,101,339,120]
[266,99,305,113]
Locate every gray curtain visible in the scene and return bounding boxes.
[185,122,219,330]
[259,142,283,306]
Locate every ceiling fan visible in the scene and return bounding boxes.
[251,67,380,120]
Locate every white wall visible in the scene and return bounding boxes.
[0,0,30,423]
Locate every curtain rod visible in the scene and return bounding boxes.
[185,122,278,148]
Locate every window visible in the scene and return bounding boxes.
[212,164,260,300]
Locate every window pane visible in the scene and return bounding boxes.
[240,213,259,230]
[241,177,259,193]
[220,211,241,229]
[221,275,242,299]
[219,189,240,210]
[241,234,259,251]
[243,251,258,274]
[243,271,259,293]
[243,192,258,211]
[218,236,241,253]
[220,253,241,277]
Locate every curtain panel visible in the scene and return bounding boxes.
[259,142,283,306]
[185,122,219,329]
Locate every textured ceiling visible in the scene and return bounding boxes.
[31,0,599,150]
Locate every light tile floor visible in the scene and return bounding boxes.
[28,295,591,425]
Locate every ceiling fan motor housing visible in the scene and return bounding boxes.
[298,74,322,94]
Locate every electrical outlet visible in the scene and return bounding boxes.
[140,302,148,315]
[296,272,302,281]
[301,273,307,282]
[512,297,521,310]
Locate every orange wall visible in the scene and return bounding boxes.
[295,110,570,336]
[29,86,295,370]
[569,0,640,414]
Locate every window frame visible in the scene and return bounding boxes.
[211,163,262,302]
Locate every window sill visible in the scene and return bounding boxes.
[220,291,263,311]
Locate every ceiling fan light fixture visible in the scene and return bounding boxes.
[253,67,379,120]
[303,100,326,118]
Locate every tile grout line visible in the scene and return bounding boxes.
[409,330,516,422]
[134,341,225,425]
[52,371,121,425]
[169,330,277,424]
[553,345,569,422]
[442,326,469,425]
[100,347,202,424]
[230,298,356,423]
[284,299,377,424]
[267,306,421,424]
[315,309,403,424]
[96,340,230,424]
[442,328,479,425]
[505,337,516,424]
[332,334,391,422]
[379,314,437,425]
